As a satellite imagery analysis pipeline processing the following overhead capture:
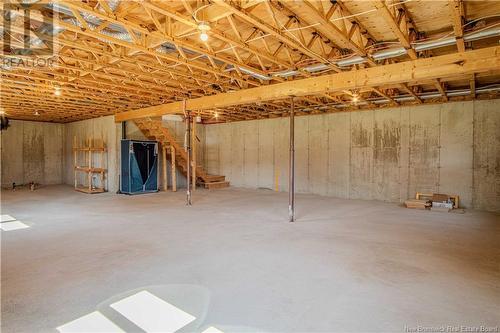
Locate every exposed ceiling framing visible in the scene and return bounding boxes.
[1,0,500,123]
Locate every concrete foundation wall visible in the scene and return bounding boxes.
[62,117,205,192]
[63,116,121,192]
[205,100,500,212]
[125,119,206,190]
[3,100,497,211]
[1,120,63,187]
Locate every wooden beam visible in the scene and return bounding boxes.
[212,0,338,70]
[171,147,177,192]
[470,74,476,98]
[115,46,500,122]
[434,79,449,101]
[10,5,254,86]
[371,88,398,106]
[449,0,466,52]
[280,1,366,57]
[373,0,417,60]
[399,84,422,104]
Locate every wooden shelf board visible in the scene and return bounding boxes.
[72,147,107,151]
[74,166,107,173]
[75,186,106,194]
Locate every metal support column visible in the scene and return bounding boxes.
[289,97,295,222]
[185,101,192,205]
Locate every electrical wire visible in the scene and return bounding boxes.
[169,5,500,73]
[411,20,500,45]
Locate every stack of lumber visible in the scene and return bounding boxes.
[416,192,459,208]
[199,175,230,189]
[404,199,430,209]
[431,206,452,213]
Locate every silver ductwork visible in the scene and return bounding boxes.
[239,67,272,81]
[79,0,120,26]
[370,86,500,104]
[336,55,365,67]
[464,27,500,42]
[393,96,415,102]
[304,63,329,72]
[329,26,500,71]
[29,23,65,47]
[371,47,407,61]
[303,86,500,111]
[413,37,456,52]
[48,1,134,43]
[156,43,177,54]
[277,25,500,78]
[273,70,298,78]
[46,2,73,16]
[273,63,330,77]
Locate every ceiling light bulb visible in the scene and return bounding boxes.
[0,110,6,115]
[54,87,61,96]
[34,111,40,116]
[198,21,210,42]
[214,111,219,119]
[352,95,359,103]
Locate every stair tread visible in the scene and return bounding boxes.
[135,120,227,190]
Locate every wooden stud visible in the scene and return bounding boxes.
[171,146,177,192]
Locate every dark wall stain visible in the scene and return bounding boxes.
[351,121,371,147]
[374,120,401,163]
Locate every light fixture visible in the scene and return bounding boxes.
[214,111,219,119]
[34,111,40,116]
[198,21,210,42]
[54,86,62,96]
[0,110,5,115]
[351,90,359,104]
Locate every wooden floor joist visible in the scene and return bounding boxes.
[1,0,499,123]
[115,46,500,122]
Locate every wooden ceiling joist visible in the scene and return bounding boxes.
[115,46,500,122]
[449,0,466,52]
[1,0,500,122]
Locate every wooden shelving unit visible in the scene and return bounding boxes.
[73,137,107,194]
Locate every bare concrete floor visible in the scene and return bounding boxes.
[1,185,499,332]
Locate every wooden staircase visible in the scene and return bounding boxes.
[134,119,229,189]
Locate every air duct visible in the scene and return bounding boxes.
[239,67,271,81]
[393,96,415,102]
[304,63,329,72]
[413,37,456,52]
[273,70,299,78]
[464,27,500,42]
[48,2,134,43]
[336,55,366,67]
[371,47,407,61]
